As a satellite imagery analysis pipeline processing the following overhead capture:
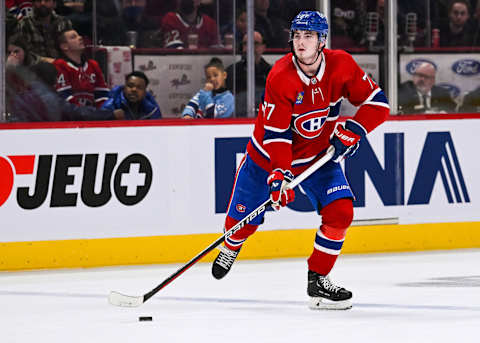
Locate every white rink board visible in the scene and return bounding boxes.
[0,118,479,242]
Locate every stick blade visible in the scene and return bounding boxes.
[108,291,144,307]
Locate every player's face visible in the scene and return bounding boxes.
[292,30,323,64]
[124,76,147,103]
[64,30,85,51]
[205,66,227,90]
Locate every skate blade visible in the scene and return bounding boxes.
[308,297,352,310]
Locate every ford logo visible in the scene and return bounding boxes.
[437,83,461,98]
[406,59,437,74]
[451,59,480,76]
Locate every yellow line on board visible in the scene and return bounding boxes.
[1,222,479,271]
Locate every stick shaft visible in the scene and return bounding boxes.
[141,146,335,304]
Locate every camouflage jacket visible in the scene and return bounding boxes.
[15,12,73,59]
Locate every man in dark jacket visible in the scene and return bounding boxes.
[102,71,162,120]
[225,31,272,117]
[459,87,480,113]
[398,62,457,114]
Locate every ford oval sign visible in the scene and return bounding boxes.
[452,59,480,76]
[437,83,461,98]
[406,59,437,74]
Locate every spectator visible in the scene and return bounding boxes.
[118,0,162,48]
[398,62,457,114]
[54,29,110,108]
[439,0,477,47]
[14,0,73,61]
[254,0,289,48]
[182,57,234,119]
[220,7,247,51]
[81,0,121,45]
[330,0,367,49]
[6,35,41,67]
[459,86,480,112]
[226,31,272,117]
[8,62,120,122]
[102,71,162,120]
[161,0,219,49]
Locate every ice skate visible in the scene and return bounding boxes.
[307,270,353,310]
[212,245,241,279]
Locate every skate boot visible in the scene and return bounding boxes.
[212,245,241,280]
[307,270,353,310]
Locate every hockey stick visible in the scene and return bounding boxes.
[108,146,335,307]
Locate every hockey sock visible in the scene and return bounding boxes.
[224,215,258,251]
[308,198,353,275]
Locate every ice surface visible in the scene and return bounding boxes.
[1,249,480,343]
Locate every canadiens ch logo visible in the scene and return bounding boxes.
[236,203,246,213]
[293,108,329,139]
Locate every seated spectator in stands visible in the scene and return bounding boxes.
[182,57,234,119]
[459,87,480,113]
[330,0,367,49]
[6,35,41,67]
[439,0,476,47]
[8,62,120,122]
[254,0,289,48]
[54,29,110,108]
[221,7,247,51]
[226,31,272,117]
[398,62,457,114]
[161,0,219,49]
[102,71,162,120]
[14,0,73,61]
[118,0,162,48]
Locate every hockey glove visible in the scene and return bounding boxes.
[330,120,366,163]
[267,169,295,211]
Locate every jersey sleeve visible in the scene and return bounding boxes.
[182,90,201,118]
[53,60,74,104]
[342,55,390,133]
[91,61,109,108]
[262,75,294,172]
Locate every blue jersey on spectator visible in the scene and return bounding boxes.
[182,88,234,119]
[102,85,162,120]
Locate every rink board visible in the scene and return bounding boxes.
[1,115,480,270]
[2,222,480,270]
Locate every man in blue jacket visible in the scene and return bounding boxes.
[102,71,162,120]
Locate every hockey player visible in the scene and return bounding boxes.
[54,29,109,108]
[212,11,389,310]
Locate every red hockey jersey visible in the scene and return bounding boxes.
[160,12,218,49]
[246,50,390,175]
[54,58,109,108]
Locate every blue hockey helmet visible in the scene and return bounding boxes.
[290,11,328,42]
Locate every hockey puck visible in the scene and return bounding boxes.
[139,316,153,321]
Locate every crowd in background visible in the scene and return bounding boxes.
[4,0,480,122]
